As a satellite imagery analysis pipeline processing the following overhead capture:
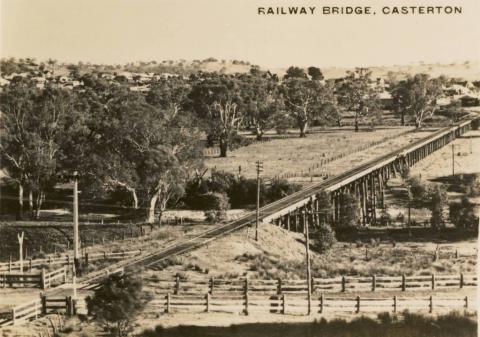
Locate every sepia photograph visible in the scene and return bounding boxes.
[0,0,479,336]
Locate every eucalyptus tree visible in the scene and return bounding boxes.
[390,74,443,128]
[282,76,336,137]
[189,74,245,157]
[336,68,379,132]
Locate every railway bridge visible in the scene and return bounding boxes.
[262,117,477,231]
[81,116,479,274]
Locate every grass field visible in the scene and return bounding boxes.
[204,127,431,180]
[144,224,476,281]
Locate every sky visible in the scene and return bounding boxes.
[1,0,479,68]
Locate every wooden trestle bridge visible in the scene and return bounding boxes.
[81,116,478,274]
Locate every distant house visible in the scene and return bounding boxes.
[378,91,393,109]
[460,96,480,107]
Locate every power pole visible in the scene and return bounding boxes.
[406,185,411,235]
[17,231,24,274]
[451,144,455,176]
[304,208,312,315]
[255,161,263,241]
[73,171,80,271]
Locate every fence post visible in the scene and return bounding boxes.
[205,293,210,313]
[85,253,89,267]
[66,255,70,268]
[41,268,46,290]
[166,293,171,313]
[104,251,107,260]
[63,267,67,284]
[41,293,47,315]
[11,308,15,326]
[282,293,287,314]
[319,293,323,314]
[29,258,32,272]
[393,296,397,313]
[460,273,464,288]
[401,274,406,291]
[175,274,180,295]
[431,274,435,290]
[244,278,249,315]
[464,296,468,309]
[429,296,433,313]
[341,276,346,292]
[356,296,361,313]
[209,277,215,295]
[372,275,376,292]
[277,278,282,295]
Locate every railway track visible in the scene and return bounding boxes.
[79,118,476,285]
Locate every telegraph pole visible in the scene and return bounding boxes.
[406,185,411,235]
[17,232,24,274]
[304,208,312,315]
[451,144,455,176]
[255,161,263,241]
[73,171,80,271]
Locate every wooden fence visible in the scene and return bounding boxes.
[0,249,142,273]
[147,293,474,316]
[0,295,76,327]
[0,266,67,289]
[146,273,477,296]
[275,129,413,180]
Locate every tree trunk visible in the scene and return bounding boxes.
[34,191,44,220]
[255,126,263,141]
[299,121,308,138]
[354,118,359,132]
[206,134,215,148]
[17,183,24,220]
[146,193,159,223]
[401,110,405,126]
[127,187,138,209]
[28,189,33,217]
[219,138,228,157]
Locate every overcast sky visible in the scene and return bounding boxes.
[1,0,479,68]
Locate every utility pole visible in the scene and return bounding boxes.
[17,231,24,274]
[73,171,80,271]
[303,208,312,315]
[255,161,263,241]
[451,144,455,176]
[406,185,411,235]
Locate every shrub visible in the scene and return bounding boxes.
[86,273,150,337]
[406,176,428,203]
[428,185,448,229]
[203,192,230,223]
[449,196,478,229]
[229,134,253,150]
[337,193,359,227]
[314,222,337,253]
[263,179,301,205]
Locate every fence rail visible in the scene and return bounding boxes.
[146,273,477,296]
[0,266,68,289]
[0,249,142,273]
[146,293,474,316]
[0,295,76,327]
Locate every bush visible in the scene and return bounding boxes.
[428,185,448,229]
[337,193,359,227]
[449,196,478,229]
[86,273,150,337]
[263,179,301,205]
[229,134,253,151]
[314,222,337,253]
[203,192,230,223]
[406,176,428,203]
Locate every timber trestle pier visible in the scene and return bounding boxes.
[82,117,478,274]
